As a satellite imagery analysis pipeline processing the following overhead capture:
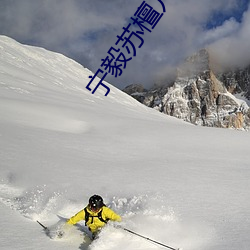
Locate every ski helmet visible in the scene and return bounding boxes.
[89,195,104,210]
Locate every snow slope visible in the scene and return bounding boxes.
[0,35,250,250]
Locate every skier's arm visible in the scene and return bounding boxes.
[104,207,122,222]
[67,209,85,225]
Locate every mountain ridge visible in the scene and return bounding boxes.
[123,49,250,130]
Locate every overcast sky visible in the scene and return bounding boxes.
[0,0,249,89]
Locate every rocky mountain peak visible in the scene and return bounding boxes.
[123,49,250,130]
[177,49,210,78]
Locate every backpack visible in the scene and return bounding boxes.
[84,206,109,226]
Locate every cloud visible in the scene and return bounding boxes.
[200,18,240,45]
[209,3,250,68]
[0,0,249,89]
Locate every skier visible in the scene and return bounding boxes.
[66,194,121,239]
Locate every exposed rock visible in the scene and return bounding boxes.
[123,49,250,130]
[123,84,147,103]
[123,84,147,95]
[217,66,250,99]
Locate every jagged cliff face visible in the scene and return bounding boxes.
[123,49,250,130]
[217,66,250,99]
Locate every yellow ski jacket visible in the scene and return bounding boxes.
[67,206,121,233]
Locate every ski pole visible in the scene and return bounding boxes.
[37,220,48,231]
[122,227,180,250]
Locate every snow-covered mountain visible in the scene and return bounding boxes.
[124,49,250,130]
[0,36,250,250]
